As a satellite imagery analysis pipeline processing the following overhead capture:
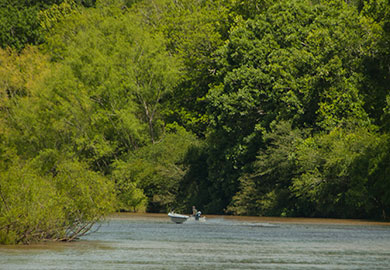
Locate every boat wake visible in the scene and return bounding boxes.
[168,213,277,228]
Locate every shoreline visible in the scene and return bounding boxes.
[108,212,390,226]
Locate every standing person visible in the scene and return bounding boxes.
[192,206,200,220]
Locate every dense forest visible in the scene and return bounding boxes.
[1,0,390,244]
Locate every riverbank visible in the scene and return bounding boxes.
[108,212,390,226]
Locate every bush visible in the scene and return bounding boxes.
[0,157,115,244]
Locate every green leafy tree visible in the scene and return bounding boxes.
[0,0,95,50]
[0,156,63,244]
[366,133,390,219]
[131,0,230,136]
[203,0,370,213]
[112,126,198,212]
[359,0,390,128]
[175,142,211,213]
[228,121,304,216]
[53,158,116,239]
[0,153,115,245]
[24,3,181,172]
[0,46,52,162]
[229,0,274,19]
[0,0,44,50]
[292,127,384,218]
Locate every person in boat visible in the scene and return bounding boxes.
[192,206,201,220]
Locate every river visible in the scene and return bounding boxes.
[1,214,390,270]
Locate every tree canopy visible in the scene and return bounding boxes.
[1,0,390,244]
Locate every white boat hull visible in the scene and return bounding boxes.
[168,212,189,224]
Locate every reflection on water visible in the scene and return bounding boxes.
[1,214,390,270]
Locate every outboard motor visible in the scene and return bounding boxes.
[195,211,201,221]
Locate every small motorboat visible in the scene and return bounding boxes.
[168,211,206,224]
[168,212,189,224]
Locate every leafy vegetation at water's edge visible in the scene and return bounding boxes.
[1,0,390,244]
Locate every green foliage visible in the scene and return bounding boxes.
[2,0,390,241]
[13,4,181,172]
[359,0,390,128]
[0,1,42,50]
[0,46,50,101]
[0,157,64,244]
[230,0,274,19]
[175,141,211,213]
[366,133,390,219]
[200,0,373,213]
[0,0,95,50]
[131,0,230,136]
[112,127,198,212]
[54,159,116,233]
[0,153,115,244]
[292,127,383,218]
[210,0,369,131]
[228,121,304,216]
[39,0,80,34]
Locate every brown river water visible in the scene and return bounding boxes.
[1,213,390,269]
